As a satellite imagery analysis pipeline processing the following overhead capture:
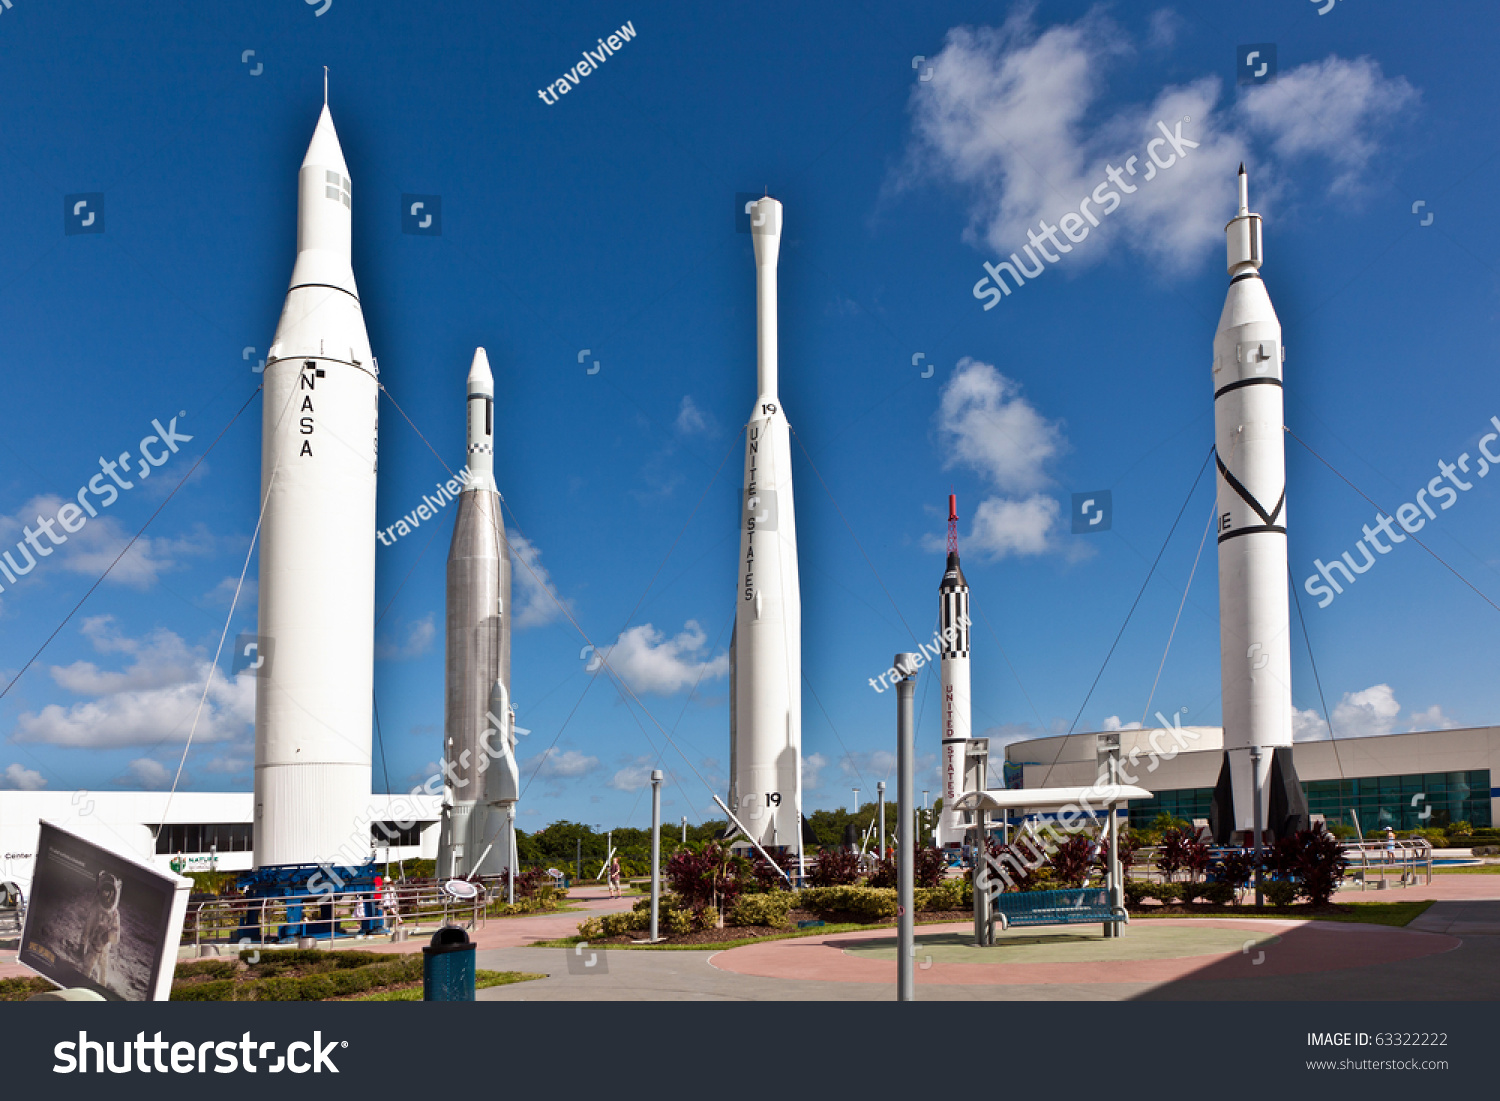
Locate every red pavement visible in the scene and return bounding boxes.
[709,918,1461,986]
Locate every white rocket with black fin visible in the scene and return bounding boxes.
[727,197,803,853]
[1210,166,1308,842]
[437,348,519,877]
[937,494,971,849]
[254,95,378,868]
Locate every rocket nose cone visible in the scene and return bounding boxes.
[302,104,349,176]
[467,347,494,391]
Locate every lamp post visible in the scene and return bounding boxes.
[894,653,917,1003]
[852,787,860,814]
[650,770,663,942]
[877,781,887,859]
[1250,746,1264,907]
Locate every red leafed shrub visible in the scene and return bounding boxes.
[1050,835,1096,887]
[865,846,949,890]
[665,843,747,917]
[808,848,862,887]
[1155,828,1210,881]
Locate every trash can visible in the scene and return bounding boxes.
[422,926,475,1001]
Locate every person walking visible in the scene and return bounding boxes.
[607,855,622,899]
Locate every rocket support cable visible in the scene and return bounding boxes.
[374,382,745,822]
[1289,561,1348,782]
[1286,428,1500,616]
[1138,501,1217,728]
[1040,446,1215,787]
[0,387,262,706]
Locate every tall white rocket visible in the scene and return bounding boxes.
[438,348,519,877]
[1211,165,1307,841]
[254,98,378,868]
[728,197,803,851]
[937,494,971,848]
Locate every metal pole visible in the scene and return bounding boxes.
[923,790,930,846]
[681,816,687,843]
[968,741,989,947]
[576,837,581,882]
[507,806,516,906]
[650,770,662,942]
[852,787,860,814]
[895,653,917,1002]
[1250,746,1264,906]
[877,781,886,859]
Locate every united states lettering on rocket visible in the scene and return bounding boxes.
[726,197,804,854]
[1209,165,1309,842]
[937,494,972,849]
[253,100,378,868]
[437,348,520,878]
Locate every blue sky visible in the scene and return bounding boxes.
[0,0,1497,834]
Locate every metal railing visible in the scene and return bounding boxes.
[183,876,532,951]
[1340,838,1433,888]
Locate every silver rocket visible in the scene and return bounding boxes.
[437,349,519,877]
[936,494,972,849]
[1210,166,1308,842]
[254,98,378,868]
[727,197,803,854]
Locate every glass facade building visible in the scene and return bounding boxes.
[1126,769,1492,831]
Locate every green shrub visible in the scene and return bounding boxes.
[600,910,648,937]
[728,891,794,928]
[1123,880,1151,907]
[1264,880,1299,907]
[1200,881,1237,905]
[796,886,897,921]
[170,979,236,1002]
[914,879,966,912]
[1177,881,1203,904]
[576,917,604,939]
[627,895,693,934]
[1148,882,1181,903]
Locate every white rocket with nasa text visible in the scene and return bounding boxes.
[254,100,379,868]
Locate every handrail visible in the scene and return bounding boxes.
[181,874,546,949]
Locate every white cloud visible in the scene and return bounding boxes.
[675,396,714,435]
[594,620,728,696]
[966,494,1061,559]
[937,358,1063,493]
[928,359,1066,560]
[376,613,436,661]
[609,756,661,791]
[509,531,567,629]
[1406,705,1459,732]
[11,617,254,749]
[1293,705,1330,742]
[900,9,1418,273]
[0,762,46,790]
[118,758,174,790]
[1296,688,1458,741]
[803,752,827,792]
[1101,715,1143,731]
[526,748,600,779]
[0,496,211,592]
[206,574,257,608]
[1239,56,1419,195]
[1331,684,1402,739]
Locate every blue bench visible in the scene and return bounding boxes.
[987,887,1128,935]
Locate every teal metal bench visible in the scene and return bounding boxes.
[988,887,1128,935]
